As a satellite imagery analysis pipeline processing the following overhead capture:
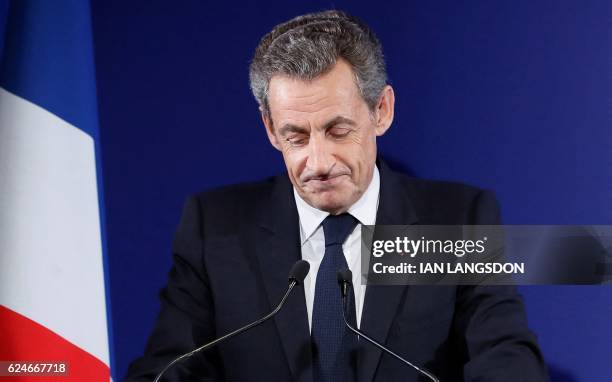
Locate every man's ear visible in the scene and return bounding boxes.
[261,109,282,151]
[373,85,395,136]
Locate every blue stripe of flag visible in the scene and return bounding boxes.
[0,0,9,58]
[0,0,98,140]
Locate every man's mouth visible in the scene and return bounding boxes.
[303,174,348,189]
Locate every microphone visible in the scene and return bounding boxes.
[153,260,310,382]
[337,269,440,382]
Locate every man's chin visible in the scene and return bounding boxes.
[304,193,352,214]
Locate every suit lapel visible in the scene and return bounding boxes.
[358,161,418,382]
[255,175,313,382]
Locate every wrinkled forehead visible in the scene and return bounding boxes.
[267,60,365,124]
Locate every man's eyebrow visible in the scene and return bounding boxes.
[322,116,356,130]
[277,116,356,136]
[278,124,309,137]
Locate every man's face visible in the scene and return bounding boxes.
[263,59,394,214]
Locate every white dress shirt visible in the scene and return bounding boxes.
[294,166,380,331]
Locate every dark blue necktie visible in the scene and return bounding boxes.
[312,213,358,382]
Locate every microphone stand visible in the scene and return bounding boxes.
[154,260,310,382]
[339,272,440,382]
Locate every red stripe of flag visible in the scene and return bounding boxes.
[0,305,109,381]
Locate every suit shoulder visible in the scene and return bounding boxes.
[180,176,281,234]
[189,176,278,215]
[194,176,276,206]
[394,174,499,224]
[399,175,486,203]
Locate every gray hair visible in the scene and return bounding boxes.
[249,10,388,118]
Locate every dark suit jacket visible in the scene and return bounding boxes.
[126,161,548,382]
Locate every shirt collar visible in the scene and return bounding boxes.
[293,165,380,245]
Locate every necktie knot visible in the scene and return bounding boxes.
[322,213,358,247]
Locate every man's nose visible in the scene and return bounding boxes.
[306,135,334,174]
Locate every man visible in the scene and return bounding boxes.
[126,10,547,381]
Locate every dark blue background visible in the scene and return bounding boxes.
[88,1,612,380]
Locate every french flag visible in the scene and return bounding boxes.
[0,1,112,380]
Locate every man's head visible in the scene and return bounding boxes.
[249,10,394,214]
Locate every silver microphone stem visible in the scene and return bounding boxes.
[341,286,440,382]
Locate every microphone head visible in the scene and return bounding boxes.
[337,268,353,285]
[289,260,310,285]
